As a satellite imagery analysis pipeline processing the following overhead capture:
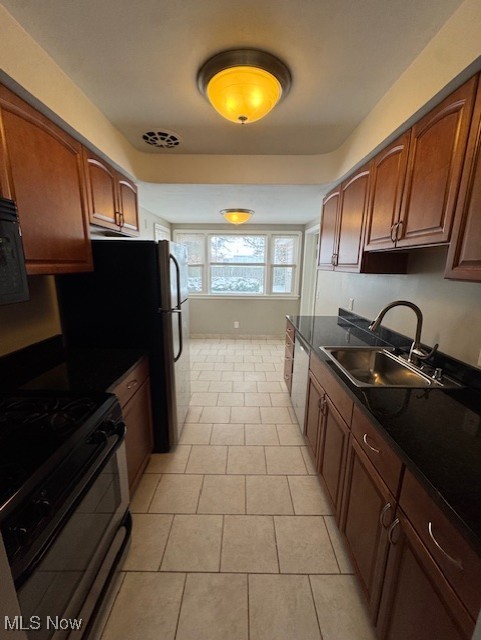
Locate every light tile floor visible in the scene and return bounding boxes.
[100,338,376,640]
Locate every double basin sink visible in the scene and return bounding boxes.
[320,347,462,389]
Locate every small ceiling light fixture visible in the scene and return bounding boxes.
[197,49,291,124]
[221,209,254,225]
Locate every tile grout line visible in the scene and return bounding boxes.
[307,574,325,640]
[157,514,176,571]
[219,514,225,572]
[285,474,296,515]
[172,572,188,640]
[195,474,206,514]
[271,514,281,574]
[246,573,251,640]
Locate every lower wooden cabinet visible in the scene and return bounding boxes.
[341,436,396,620]
[122,377,154,491]
[377,511,474,640]
[318,395,349,521]
[304,353,479,640]
[110,357,153,491]
[284,320,295,393]
[304,373,323,462]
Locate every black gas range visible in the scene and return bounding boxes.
[0,391,131,640]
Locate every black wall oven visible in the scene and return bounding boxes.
[0,392,131,640]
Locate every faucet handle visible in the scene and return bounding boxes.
[409,342,439,363]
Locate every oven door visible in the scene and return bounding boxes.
[14,443,129,640]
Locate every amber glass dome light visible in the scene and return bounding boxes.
[198,49,291,124]
[221,209,254,225]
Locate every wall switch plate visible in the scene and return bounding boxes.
[348,298,354,311]
[234,321,240,329]
[478,348,481,367]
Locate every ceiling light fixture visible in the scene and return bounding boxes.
[197,49,291,125]
[221,209,254,225]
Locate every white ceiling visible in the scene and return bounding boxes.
[0,0,465,224]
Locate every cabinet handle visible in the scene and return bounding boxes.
[395,220,403,242]
[318,396,327,415]
[390,223,397,243]
[126,379,139,390]
[388,518,400,545]
[363,433,380,453]
[284,374,290,380]
[427,522,463,570]
[379,502,392,528]
[115,211,121,226]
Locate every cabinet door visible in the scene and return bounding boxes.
[284,336,294,393]
[0,86,92,274]
[336,167,370,271]
[377,512,474,640]
[84,150,119,230]
[304,374,323,464]
[341,437,395,620]
[117,173,139,235]
[364,133,410,251]
[318,395,349,520]
[445,77,481,281]
[122,377,154,491]
[397,77,477,248]
[318,188,339,269]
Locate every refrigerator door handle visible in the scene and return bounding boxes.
[170,254,182,310]
[172,309,183,362]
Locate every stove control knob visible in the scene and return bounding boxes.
[89,430,108,444]
[34,498,52,517]
[13,526,29,544]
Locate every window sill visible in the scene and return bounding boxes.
[188,295,300,300]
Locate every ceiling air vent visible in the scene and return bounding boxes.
[142,130,181,149]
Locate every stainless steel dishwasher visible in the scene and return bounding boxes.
[290,333,310,431]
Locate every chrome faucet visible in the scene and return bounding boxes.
[368,300,438,365]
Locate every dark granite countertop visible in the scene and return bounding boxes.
[0,335,147,394]
[287,312,481,553]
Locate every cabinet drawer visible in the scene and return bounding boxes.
[285,341,294,360]
[309,353,353,426]
[351,404,403,497]
[286,320,295,342]
[109,357,149,408]
[400,469,481,620]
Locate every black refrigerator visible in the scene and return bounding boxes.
[56,239,191,452]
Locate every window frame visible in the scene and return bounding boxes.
[173,230,302,299]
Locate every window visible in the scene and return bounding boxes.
[174,231,302,297]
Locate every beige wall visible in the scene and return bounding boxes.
[0,276,61,356]
[314,247,481,367]
[190,298,299,337]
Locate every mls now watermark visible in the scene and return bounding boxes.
[4,616,83,631]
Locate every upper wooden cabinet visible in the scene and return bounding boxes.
[364,133,411,251]
[318,188,340,270]
[84,150,139,236]
[318,169,369,272]
[396,77,478,248]
[445,77,481,281]
[319,168,407,274]
[0,85,92,274]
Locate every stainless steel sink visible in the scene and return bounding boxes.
[320,347,461,389]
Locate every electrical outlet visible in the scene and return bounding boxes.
[234,321,240,329]
[348,298,354,311]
